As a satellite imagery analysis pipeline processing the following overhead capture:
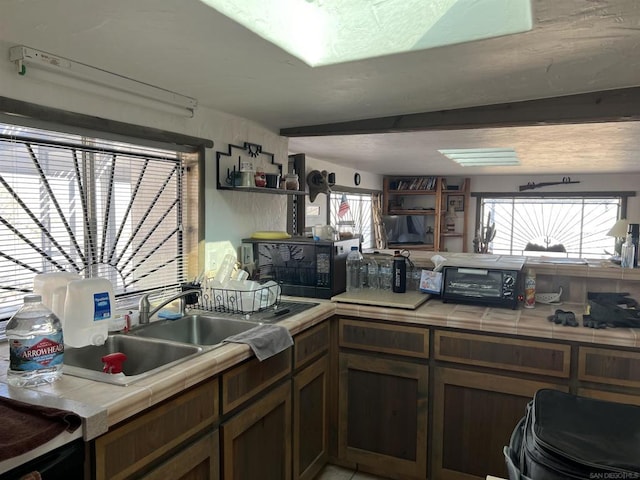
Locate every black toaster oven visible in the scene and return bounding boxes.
[441,265,524,309]
[242,237,360,299]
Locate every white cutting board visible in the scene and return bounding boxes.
[331,289,430,309]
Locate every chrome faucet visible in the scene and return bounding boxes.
[138,290,200,325]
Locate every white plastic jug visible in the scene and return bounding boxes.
[63,278,114,347]
[33,272,82,313]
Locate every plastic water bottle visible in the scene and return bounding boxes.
[6,294,64,387]
[367,256,379,289]
[346,246,363,292]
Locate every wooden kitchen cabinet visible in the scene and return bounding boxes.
[141,430,219,480]
[337,319,429,479]
[293,322,330,479]
[576,345,640,406]
[293,354,329,480]
[94,378,219,480]
[432,331,571,480]
[221,381,292,480]
[432,367,568,480]
[221,348,292,414]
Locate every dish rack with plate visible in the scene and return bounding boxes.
[196,282,282,314]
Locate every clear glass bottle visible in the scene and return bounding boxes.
[346,246,363,292]
[378,257,393,291]
[621,234,635,269]
[366,256,379,289]
[6,294,64,387]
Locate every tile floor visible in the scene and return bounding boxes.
[315,464,387,480]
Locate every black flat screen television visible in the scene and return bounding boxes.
[383,215,426,244]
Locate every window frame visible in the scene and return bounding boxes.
[0,98,210,322]
[327,186,380,249]
[472,190,635,257]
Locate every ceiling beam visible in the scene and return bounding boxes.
[280,86,640,137]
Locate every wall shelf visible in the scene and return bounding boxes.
[383,176,470,252]
[217,185,307,195]
[216,141,307,196]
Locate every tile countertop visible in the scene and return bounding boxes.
[333,298,639,348]
[366,250,640,280]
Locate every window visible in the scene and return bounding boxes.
[476,194,630,258]
[329,191,375,249]
[0,121,200,320]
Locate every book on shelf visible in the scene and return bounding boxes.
[391,176,437,191]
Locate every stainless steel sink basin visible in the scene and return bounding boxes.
[129,314,258,346]
[63,334,203,386]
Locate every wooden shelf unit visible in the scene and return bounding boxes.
[383,176,470,252]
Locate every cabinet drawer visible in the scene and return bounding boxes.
[577,388,640,407]
[222,348,292,413]
[339,318,429,359]
[434,331,570,378]
[95,379,218,480]
[578,346,640,388]
[294,322,329,370]
[222,381,292,480]
[141,429,219,480]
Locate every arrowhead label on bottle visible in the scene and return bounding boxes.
[10,333,64,370]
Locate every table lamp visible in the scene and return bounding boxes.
[606,219,628,256]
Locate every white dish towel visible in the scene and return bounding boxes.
[224,324,293,361]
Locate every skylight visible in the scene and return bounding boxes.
[438,148,521,166]
[199,0,533,67]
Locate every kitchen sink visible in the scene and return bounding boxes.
[129,314,258,346]
[62,301,318,386]
[63,334,204,386]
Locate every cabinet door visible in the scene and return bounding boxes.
[222,381,292,480]
[293,355,329,480]
[432,367,568,480]
[222,348,292,414]
[338,352,428,480]
[141,429,219,480]
[95,379,219,480]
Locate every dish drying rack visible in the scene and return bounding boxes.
[192,283,283,314]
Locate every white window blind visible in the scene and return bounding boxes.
[0,122,196,319]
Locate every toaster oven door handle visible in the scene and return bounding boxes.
[456,268,489,275]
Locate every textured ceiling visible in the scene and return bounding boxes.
[1,0,639,175]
